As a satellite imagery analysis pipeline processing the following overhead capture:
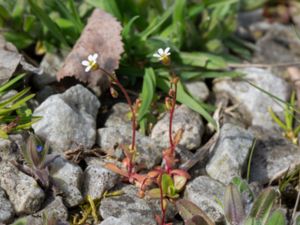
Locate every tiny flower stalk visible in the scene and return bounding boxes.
[82,54,137,176]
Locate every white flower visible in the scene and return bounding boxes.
[153,47,171,64]
[81,53,99,72]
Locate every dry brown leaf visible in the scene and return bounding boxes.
[57,9,124,95]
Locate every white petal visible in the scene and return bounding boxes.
[88,54,94,61]
[85,66,91,72]
[158,48,164,55]
[81,60,89,66]
[92,53,98,60]
[164,47,170,54]
[153,53,161,58]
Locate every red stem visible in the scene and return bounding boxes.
[99,68,136,175]
[169,82,177,156]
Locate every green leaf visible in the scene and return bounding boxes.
[28,0,68,47]
[268,107,287,131]
[266,209,286,225]
[0,128,8,139]
[156,77,216,128]
[54,0,83,33]
[122,15,139,39]
[0,4,10,20]
[86,0,122,21]
[249,188,277,224]
[138,68,156,121]
[180,52,227,70]
[224,184,245,225]
[244,217,261,225]
[10,218,28,225]
[0,73,26,93]
[230,177,254,201]
[0,94,35,115]
[4,31,33,49]
[161,173,174,196]
[140,6,173,40]
[0,87,31,109]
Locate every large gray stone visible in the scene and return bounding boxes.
[104,103,131,128]
[213,67,290,130]
[254,24,300,66]
[184,79,210,102]
[151,105,205,151]
[99,185,170,225]
[206,123,254,184]
[248,126,300,184]
[0,162,45,214]
[0,187,14,223]
[32,84,100,153]
[97,126,161,169]
[99,216,131,225]
[49,157,83,207]
[24,197,68,225]
[83,165,119,199]
[184,176,225,224]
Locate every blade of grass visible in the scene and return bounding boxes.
[0,73,26,93]
[28,0,69,47]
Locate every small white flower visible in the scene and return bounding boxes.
[81,53,99,72]
[153,47,171,64]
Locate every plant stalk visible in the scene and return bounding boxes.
[98,67,136,175]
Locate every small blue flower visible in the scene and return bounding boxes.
[36,145,43,153]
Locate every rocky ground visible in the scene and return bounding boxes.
[1,9,300,225]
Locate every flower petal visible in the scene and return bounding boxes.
[92,53,98,60]
[153,53,161,58]
[164,47,170,54]
[158,48,164,55]
[85,66,91,72]
[81,60,89,66]
[88,54,94,61]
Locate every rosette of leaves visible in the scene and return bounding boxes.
[0,73,37,139]
[224,183,286,225]
[12,133,59,189]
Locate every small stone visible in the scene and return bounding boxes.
[151,105,205,151]
[0,35,21,85]
[49,156,83,207]
[104,103,131,128]
[99,185,171,225]
[0,187,14,223]
[0,162,45,214]
[24,197,68,225]
[213,67,290,130]
[97,126,161,169]
[184,79,209,102]
[32,84,100,153]
[184,176,225,223]
[83,165,119,199]
[33,53,64,89]
[0,133,27,162]
[206,123,254,184]
[248,126,300,184]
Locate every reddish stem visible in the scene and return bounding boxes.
[169,82,177,156]
[99,68,136,175]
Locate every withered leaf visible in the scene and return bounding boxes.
[57,9,124,95]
